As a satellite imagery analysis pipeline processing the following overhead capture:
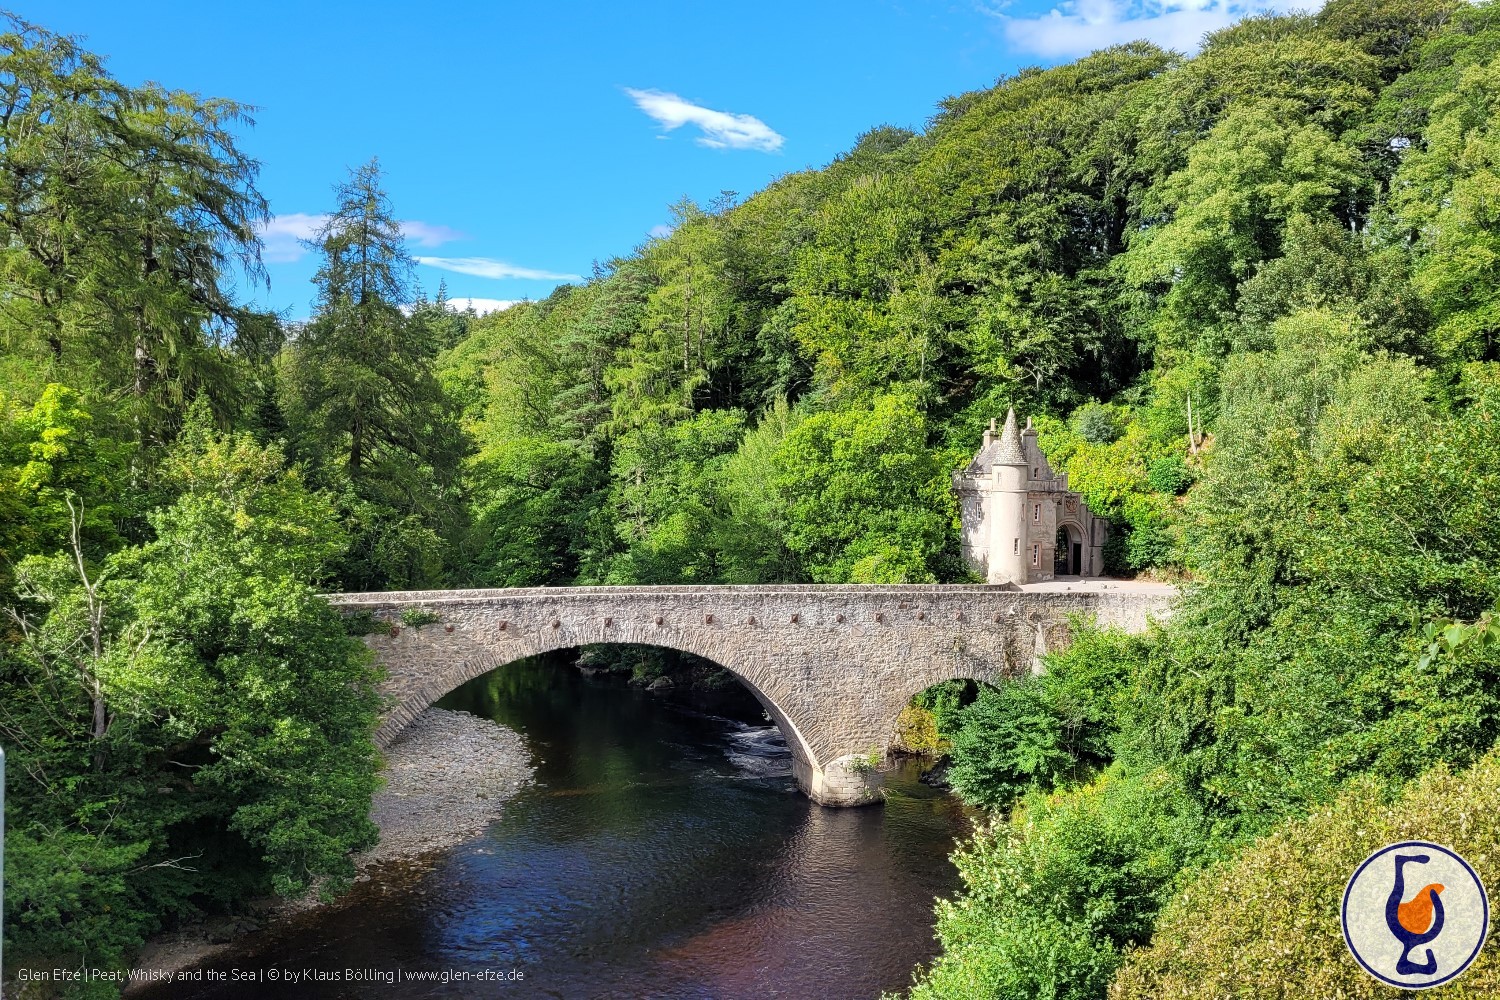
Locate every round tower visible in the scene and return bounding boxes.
[985,408,1030,585]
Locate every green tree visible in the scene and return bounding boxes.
[278,160,465,589]
[0,384,129,585]
[947,625,1148,811]
[0,14,267,441]
[769,394,955,583]
[904,771,1207,1000]
[1393,52,1500,361]
[1123,101,1366,356]
[2,419,382,985]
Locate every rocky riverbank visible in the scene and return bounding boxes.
[125,708,533,989]
[361,707,533,862]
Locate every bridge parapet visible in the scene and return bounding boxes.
[331,583,1174,806]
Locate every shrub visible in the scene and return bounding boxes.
[1111,749,1500,999]
[1145,455,1195,495]
[894,703,946,754]
[399,606,442,628]
[946,624,1147,811]
[1033,416,1185,572]
[1072,402,1122,445]
[1124,525,1175,570]
[915,678,979,735]
[904,770,1209,1000]
[895,680,980,754]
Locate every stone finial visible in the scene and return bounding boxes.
[993,408,1026,466]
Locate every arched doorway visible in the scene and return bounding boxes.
[1054,524,1082,576]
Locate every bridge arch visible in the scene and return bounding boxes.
[376,628,831,800]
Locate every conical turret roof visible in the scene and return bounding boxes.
[993,407,1026,466]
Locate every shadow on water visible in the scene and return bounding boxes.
[144,651,975,999]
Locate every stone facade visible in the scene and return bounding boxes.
[954,409,1108,584]
[330,583,1173,807]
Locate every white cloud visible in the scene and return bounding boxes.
[649,223,674,239]
[415,256,582,282]
[258,212,327,263]
[988,0,1310,59]
[624,88,784,152]
[256,214,465,262]
[444,297,520,315]
[402,297,519,316]
[400,221,467,247]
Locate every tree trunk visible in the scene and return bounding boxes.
[1186,394,1198,455]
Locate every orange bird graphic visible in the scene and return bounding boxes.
[1387,853,1446,976]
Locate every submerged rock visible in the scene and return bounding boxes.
[918,760,952,789]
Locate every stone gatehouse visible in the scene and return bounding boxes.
[954,409,1108,585]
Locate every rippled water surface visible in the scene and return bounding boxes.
[153,654,973,999]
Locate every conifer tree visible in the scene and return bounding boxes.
[278,159,464,588]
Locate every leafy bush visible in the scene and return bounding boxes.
[946,624,1147,811]
[1123,525,1176,570]
[914,678,979,735]
[1072,401,1122,445]
[1,424,383,983]
[895,680,980,754]
[1033,417,1185,572]
[399,606,442,628]
[1144,455,1195,495]
[3,830,153,995]
[894,704,946,754]
[1111,749,1500,999]
[1118,354,1500,835]
[904,770,1209,1000]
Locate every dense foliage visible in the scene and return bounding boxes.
[0,17,413,993]
[913,327,1500,998]
[945,625,1145,811]
[1112,749,1500,998]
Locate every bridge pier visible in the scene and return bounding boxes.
[803,755,884,807]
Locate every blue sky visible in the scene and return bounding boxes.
[32,0,1303,319]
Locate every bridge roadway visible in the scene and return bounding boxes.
[330,580,1176,806]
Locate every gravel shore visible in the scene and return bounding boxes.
[125,708,534,988]
[361,707,534,863]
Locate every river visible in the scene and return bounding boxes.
[148,653,973,999]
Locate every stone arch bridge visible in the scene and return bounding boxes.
[330,583,1174,806]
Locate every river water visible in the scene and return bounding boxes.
[153,654,973,999]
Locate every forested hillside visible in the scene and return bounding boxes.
[4,0,1500,995]
[439,2,1495,595]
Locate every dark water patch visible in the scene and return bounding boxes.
[140,653,972,999]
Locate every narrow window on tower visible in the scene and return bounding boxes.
[1032,544,1039,566]
[1013,538,1019,554]
[1033,503,1040,522]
